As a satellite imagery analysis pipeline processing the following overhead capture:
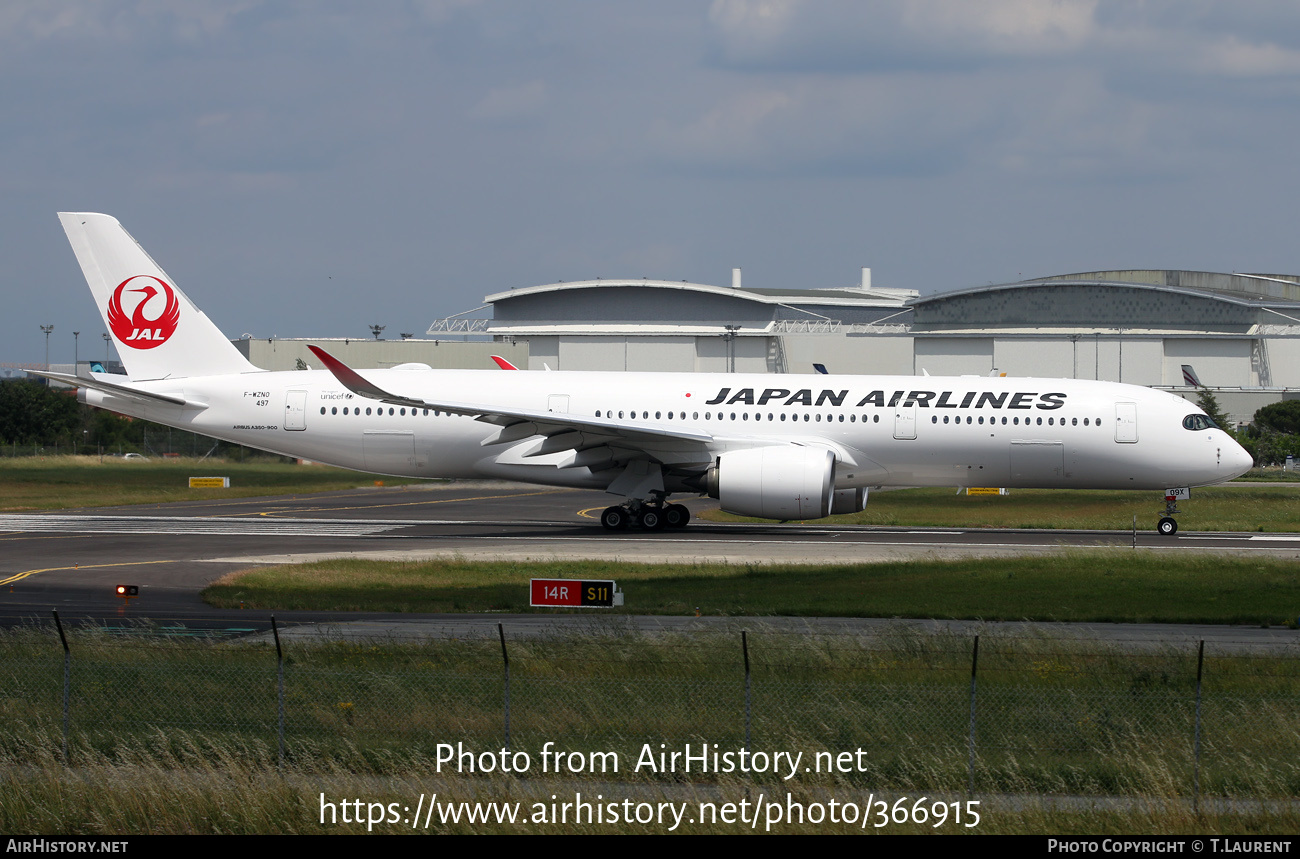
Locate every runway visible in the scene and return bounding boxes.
[2,481,1299,644]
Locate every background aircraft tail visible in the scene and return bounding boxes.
[58,212,257,381]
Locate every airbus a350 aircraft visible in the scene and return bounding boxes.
[39,213,1253,535]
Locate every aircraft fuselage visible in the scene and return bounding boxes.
[81,368,1251,493]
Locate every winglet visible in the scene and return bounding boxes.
[307,345,415,404]
[491,355,519,370]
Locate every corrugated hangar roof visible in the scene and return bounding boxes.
[1026,270,1300,303]
[909,274,1300,334]
[484,278,916,307]
[470,278,918,335]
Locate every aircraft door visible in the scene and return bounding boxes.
[284,390,307,431]
[363,430,416,473]
[893,404,917,440]
[548,395,570,414]
[1115,402,1138,443]
[1010,440,1065,485]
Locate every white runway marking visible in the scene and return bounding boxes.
[0,514,407,537]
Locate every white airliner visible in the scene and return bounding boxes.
[40,213,1253,535]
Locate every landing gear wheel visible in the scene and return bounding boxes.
[638,507,667,531]
[664,503,690,529]
[1157,516,1178,536]
[601,506,630,530]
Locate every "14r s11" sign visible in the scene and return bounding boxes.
[530,579,623,607]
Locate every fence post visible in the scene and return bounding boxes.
[499,624,510,752]
[1193,639,1205,813]
[272,616,285,768]
[52,610,70,763]
[968,634,979,798]
[742,631,751,753]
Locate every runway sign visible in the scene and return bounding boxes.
[189,476,230,488]
[531,579,623,607]
[966,487,1007,496]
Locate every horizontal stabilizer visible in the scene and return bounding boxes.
[27,371,203,408]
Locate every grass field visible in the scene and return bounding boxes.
[701,484,1300,532]
[0,455,424,511]
[203,553,1300,625]
[4,626,1299,834]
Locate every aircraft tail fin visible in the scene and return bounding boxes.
[58,213,258,381]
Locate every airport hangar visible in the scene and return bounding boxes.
[234,268,1300,428]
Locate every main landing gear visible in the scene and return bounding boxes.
[600,500,691,531]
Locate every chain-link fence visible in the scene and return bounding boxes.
[5,617,1299,803]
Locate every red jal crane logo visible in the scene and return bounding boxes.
[107,276,180,349]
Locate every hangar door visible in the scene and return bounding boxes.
[914,338,994,376]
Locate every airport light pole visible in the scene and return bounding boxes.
[103,332,111,365]
[73,331,79,374]
[723,325,740,373]
[40,324,53,370]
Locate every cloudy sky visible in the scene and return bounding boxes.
[6,1,1300,365]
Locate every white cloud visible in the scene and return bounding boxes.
[470,80,550,122]
[1199,35,1300,77]
[0,0,259,43]
[707,0,1300,81]
[707,0,1098,70]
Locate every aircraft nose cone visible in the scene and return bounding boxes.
[1223,436,1254,480]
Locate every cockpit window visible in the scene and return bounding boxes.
[1183,414,1218,431]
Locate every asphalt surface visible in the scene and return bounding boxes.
[2,481,1298,647]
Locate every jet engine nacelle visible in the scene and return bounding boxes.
[830,486,868,515]
[706,446,835,520]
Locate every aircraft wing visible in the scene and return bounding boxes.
[307,345,715,451]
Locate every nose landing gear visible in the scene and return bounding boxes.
[1156,487,1189,536]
